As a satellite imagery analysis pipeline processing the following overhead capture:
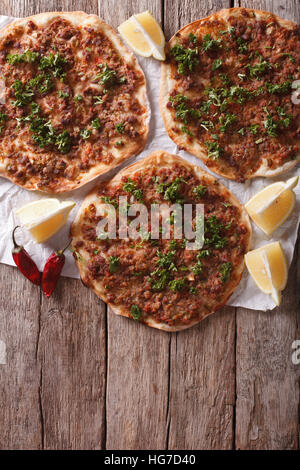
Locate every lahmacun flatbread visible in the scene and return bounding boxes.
[71,150,251,332]
[0,11,149,192]
[160,8,300,182]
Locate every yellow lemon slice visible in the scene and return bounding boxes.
[245,176,298,235]
[15,198,75,243]
[118,10,165,61]
[245,241,288,306]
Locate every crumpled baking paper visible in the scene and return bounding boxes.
[0,15,299,311]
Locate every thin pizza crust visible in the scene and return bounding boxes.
[160,7,300,180]
[0,11,149,192]
[71,150,252,332]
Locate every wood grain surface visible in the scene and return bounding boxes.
[0,0,299,450]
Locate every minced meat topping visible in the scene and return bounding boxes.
[73,162,250,327]
[0,16,146,190]
[165,9,300,181]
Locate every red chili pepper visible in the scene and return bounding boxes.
[42,241,70,298]
[11,226,41,286]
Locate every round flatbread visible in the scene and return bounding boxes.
[71,150,251,332]
[0,11,149,192]
[160,7,300,182]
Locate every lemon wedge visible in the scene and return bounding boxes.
[15,198,75,243]
[245,241,288,306]
[245,176,298,235]
[118,10,165,61]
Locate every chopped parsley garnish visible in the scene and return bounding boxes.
[266,80,292,95]
[276,106,292,128]
[202,34,222,52]
[149,268,170,291]
[198,249,210,258]
[220,262,232,282]
[219,26,235,36]
[91,118,101,129]
[96,64,117,86]
[156,249,177,272]
[190,287,198,294]
[0,112,7,133]
[205,141,223,160]
[0,112,8,123]
[205,215,227,249]
[169,240,177,250]
[168,278,186,292]
[157,177,186,204]
[169,94,202,124]
[281,53,295,63]
[192,185,207,198]
[93,95,103,104]
[225,218,233,230]
[236,37,248,53]
[108,256,120,273]
[100,196,118,208]
[205,87,229,111]
[58,90,69,98]
[249,124,259,135]
[229,85,258,104]
[7,49,39,65]
[189,33,197,44]
[39,52,67,80]
[246,57,272,77]
[11,79,34,107]
[29,73,53,94]
[116,122,125,134]
[130,304,142,321]
[219,73,230,85]
[181,125,193,136]
[170,43,199,74]
[191,252,203,276]
[56,130,71,153]
[200,120,214,131]
[16,100,71,153]
[212,58,223,71]
[263,109,278,137]
[123,178,143,201]
[219,113,236,132]
[80,128,91,140]
[73,94,83,102]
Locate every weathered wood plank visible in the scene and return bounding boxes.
[163,0,236,450]
[98,0,162,29]
[1,0,96,17]
[0,266,42,449]
[236,254,300,449]
[235,0,300,450]
[106,316,170,450]
[97,0,170,450]
[39,280,106,450]
[167,308,236,450]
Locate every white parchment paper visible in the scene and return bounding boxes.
[0,15,299,311]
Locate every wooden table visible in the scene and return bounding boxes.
[0,0,299,451]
